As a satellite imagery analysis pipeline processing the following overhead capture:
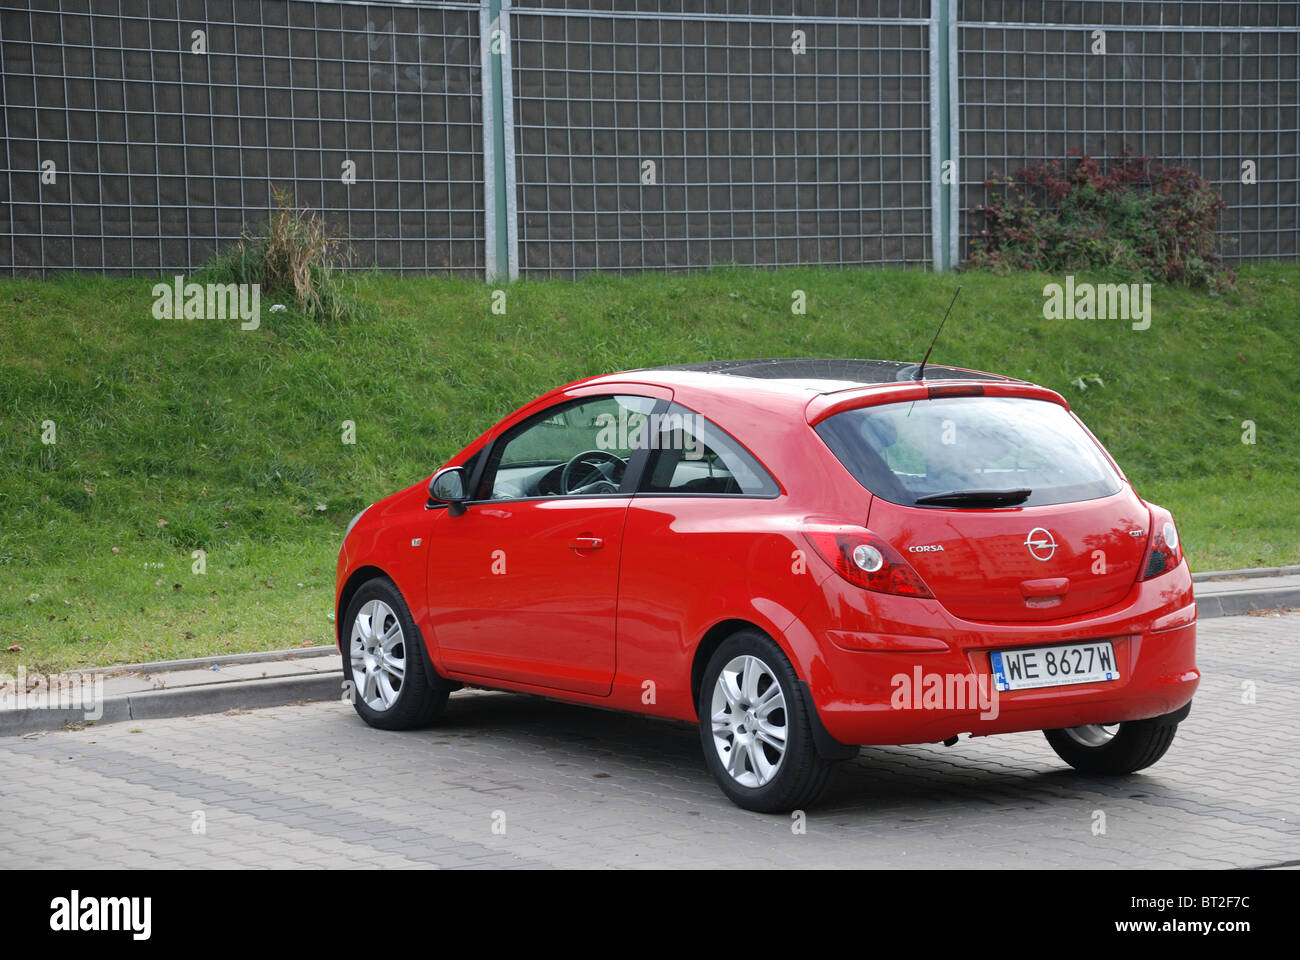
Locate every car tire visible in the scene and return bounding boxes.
[698,629,832,813]
[1043,714,1180,775]
[342,577,451,731]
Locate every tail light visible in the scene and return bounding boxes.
[803,523,933,598]
[1138,504,1183,581]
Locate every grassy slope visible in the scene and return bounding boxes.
[1,265,1296,674]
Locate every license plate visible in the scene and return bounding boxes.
[989,641,1119,692]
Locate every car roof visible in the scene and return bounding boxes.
[617,358,1018,396]
[486,359,1055,473]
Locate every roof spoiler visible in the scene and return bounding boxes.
[805,381,1072,426]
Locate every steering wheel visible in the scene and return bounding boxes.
[560,449,627,495]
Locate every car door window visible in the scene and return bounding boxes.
[479,395,657,500]
[639,403,779,496]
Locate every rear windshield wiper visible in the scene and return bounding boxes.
[913,488,1032,507]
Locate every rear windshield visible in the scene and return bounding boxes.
[816,396,1123,508]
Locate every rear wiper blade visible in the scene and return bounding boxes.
[914,488,1032,507]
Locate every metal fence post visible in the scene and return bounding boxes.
[480,0,518,281]
[930,0,958,271]
[946,0,961,270]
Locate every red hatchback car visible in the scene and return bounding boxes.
[336,359,1198,812]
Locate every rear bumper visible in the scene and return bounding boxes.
[788,561,1199,746]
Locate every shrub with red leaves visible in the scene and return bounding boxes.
[966,150,1235,289]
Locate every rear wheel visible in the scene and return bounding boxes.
[343,577,452,730]
[698,630,832,812]
[1043,714,1180,774]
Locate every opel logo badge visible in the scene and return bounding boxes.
[1025,527,1057,561]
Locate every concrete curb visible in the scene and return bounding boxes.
[1193,568,1300,618]
[1193,565,1300,582]
[127,671,343,720]
[72,645,338,676]
[1196,587,1300,619]
[0,671,343,737]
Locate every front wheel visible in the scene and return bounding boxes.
[698,630,832,812]
[342,577,452,730]
[1043,710,1184,775]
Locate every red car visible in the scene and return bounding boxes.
[336,359,1198,812]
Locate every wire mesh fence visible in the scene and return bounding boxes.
[1,0,485,274]
[0,0,1296,277]
[958,1,1300,263]
[509,2,934,275]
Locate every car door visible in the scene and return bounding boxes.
[426,393,659,696]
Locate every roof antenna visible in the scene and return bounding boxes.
[917,287,961,382]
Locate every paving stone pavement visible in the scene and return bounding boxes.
[1,612,1296,869]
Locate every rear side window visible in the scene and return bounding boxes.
[639,403,779,497]
[816,396,1123,508]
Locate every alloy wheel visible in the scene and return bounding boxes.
[709,654,788,788]
[349,598,406,711]
[1062,723,1120,748]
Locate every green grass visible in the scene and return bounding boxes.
[2,265,1297,674]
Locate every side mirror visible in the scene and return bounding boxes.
[427,466,468,515]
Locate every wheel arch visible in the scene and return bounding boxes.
[689,616,857,765]
[690,618,778,709]
[336,565,393,647]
